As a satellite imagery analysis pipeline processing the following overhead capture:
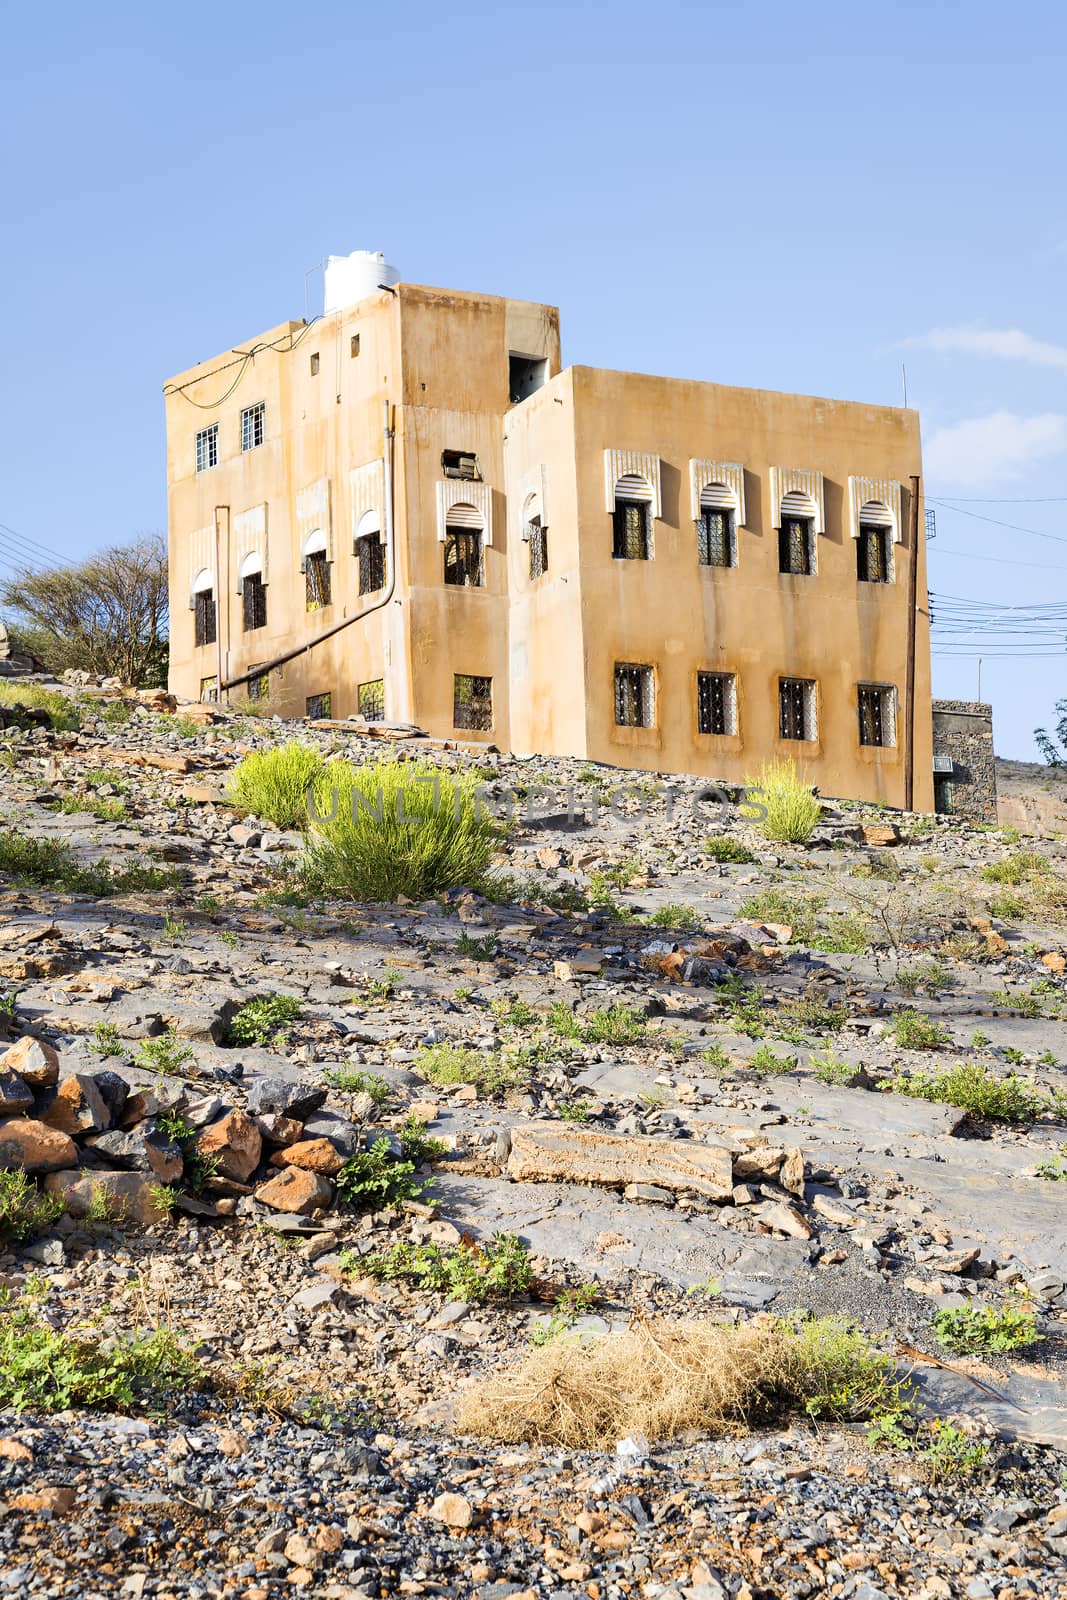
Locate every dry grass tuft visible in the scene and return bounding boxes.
[458,1315,903,1450]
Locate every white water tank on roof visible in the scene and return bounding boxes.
[323,250,400,314]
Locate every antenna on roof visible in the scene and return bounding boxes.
[901,363,908,408]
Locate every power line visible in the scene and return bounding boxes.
[929,546,1067,571]
[928,500,1067,546]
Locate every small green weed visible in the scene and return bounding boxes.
[352,1233,531,1301]
[703,836,756,864]
[132,1029,193,1077]
[415,1043,524,1097]
[88,1022,123,1059]
[529,1284,598,1344]
[335,1138,430,1211]
[750,1044,797,1077]
[890,1061,1048,1124]
[933,1304,1040,1356]
[547,1002,648,1045]
[456,931,498,961]
[221,994,302,1047]
[0,1171,63,1243]
[323,1068,390,1106]
[889,1010,952,1050]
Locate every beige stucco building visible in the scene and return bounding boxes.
[165,251,933,810]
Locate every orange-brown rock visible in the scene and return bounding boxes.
[195,1109,262,1182]
[270,1138,344,1176]
[0,1118,78,1172]
[254,1167,333,1214]
[0,1036,60,1090]
[39,1074,110,1136]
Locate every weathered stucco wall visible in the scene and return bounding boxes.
[165,279,933,809]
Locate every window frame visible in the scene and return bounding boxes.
[527,516,548,580]
[306,692,333,720]
[240,402,265,453]
[453,673,493,731]
[856,524,892,583]
[356,534,387,596]
[614,662,655,728]
[778,676,817,742]
[357,678,385,720]
[857,683,897,748]
[305,551,332,610]
[194,588,217,648]
[242,572,267,632]
[778,516,815,576]
[195,423,218,475]
[612,498,652,561]
[696,671,737,736]
[697,507,736,568]
[444,527,484,587]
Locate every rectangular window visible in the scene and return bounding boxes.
[195,423,218,474]
[199,676,218,703]
[614,662,655,728]
[779,677,816,741]
[350,334,360,358]
[242,573,267,631]
[310,352,320,376]
[442,449,481,480]
[453,673,493,731]
[697,509,735,568]
[528,519,548,580]
[306,692,332,720]
[305,552,331,610]
[858,684,896,747]
[194,589,216,647]
[356,535,387,595]
[779,517,814,575]
[697,671,736,736]
[241,402,265,452]
[444,530,484,587]
[856,525,891,583]
[358,678,385,720]
[613,500,652,560]
[247,666,269,702]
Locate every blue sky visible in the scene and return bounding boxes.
[2,0,1066,758]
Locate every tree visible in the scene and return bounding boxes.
[1035,701,1067,767]
[0,534,169,687]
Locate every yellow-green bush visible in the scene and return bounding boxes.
[743,760,822,844]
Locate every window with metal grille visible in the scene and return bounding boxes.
[305,553,332,610]
[356,535,386,595]
[858,684,895,747]
[528,518,548,579]
[779,677,816,741]
[444,529,483,587]
[247,666,269,702]
[934,774,952,814]
[241,402,265,452]
[697,672,736,735]
[194,589,216,647]
[306,692,332,720]
[358,678,385,720]
[778,517,814,575]
[614,662,655,728]
[242,573,267,631]
[856,525,891,583]
[697,509,735,568]
[199,676,218,703]
[613,500,652,560]
[195,423,218,474]
[453,673,493,730]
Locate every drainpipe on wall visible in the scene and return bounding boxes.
[903,473,920,811]
[222,399,397,695]
[213,505,228,705]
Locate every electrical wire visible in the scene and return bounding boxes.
[163,319,320,410]
[927,500,1067,546]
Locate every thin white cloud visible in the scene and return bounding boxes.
[924,411,1067,487]
[905,325,1067,370]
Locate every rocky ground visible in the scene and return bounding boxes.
[0,683,1066,1599]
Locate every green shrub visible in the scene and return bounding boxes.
[933,1304,1040,1356]
[101,700,133,726]
[335,1138,430,1211]
[645,903,701,930]
[1036,1144,1067,1180]
[0,1283,201,1413]
[299,758,503,902]
[228,742,325,829]
[89,1022,123,1058]
[133,1028,193,1077]
[980,850,1050,885]
[810,1046,858,1086]
[351,1232,531,1301]
[547,1002,648,1045]
[812,914,871,955]
[868,1405,990,1479]
[0,1172,63,1243]
[0,682,80,732]
[890,1060,1048,1124]
[739,888,822,943]
[323,1067,390,1106]
[414,1042,524,1097]
[490,997,539,1028]
[897,960,953,998]
[221,993,302,1047]
[703,836,756,864]
[750,1043,797,1077]
[888,1010,952,1050]
[743,760,822,844]
[0,832,178,897]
